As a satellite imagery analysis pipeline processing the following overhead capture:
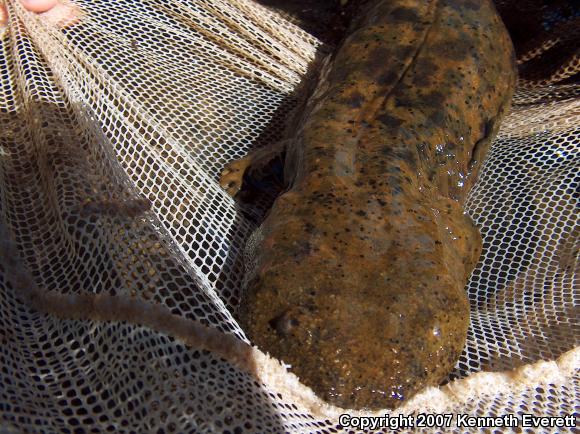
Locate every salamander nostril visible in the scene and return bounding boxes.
[268,312,300,337]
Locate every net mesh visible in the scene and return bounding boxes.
[0,0,578,432]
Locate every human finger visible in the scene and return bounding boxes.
[0,3,7,28]
[39,1,83,28]
[19,0,58,13]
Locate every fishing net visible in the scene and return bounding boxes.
[0,0,578,432]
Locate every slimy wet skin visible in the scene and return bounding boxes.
[222,0,516,410]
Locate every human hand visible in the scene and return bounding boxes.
[1,0,81,29]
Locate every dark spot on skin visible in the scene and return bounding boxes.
[388,6,421,22]
[376,69,398,86]
[432,37,471,61]
[423,91,446,107]
[382,146,418,171]
[365,46,391,76]
[380,145,393,158]
[412,73,431,87]
[346,91,365,108]
[394,44,414,61]
[427,167,437,182]
[355,210,367,217]
[409,359,426,379]
[447,0,480,12]
[293,240,313,260]
[428,110,445,127]
[377,113,404,129]
[386,176,403,195]
[394,94,415,107]
[412,58,438,86]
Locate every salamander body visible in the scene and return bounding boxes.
[224,0,516,410]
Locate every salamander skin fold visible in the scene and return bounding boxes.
[224,0,516,410]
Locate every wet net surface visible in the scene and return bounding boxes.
[0,0,578,433]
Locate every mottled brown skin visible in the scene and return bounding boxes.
[222,0,516,410]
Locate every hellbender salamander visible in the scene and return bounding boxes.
[221,0,516,410]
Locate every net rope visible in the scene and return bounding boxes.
[0,0,578,432]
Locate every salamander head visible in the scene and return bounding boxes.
[238,193,473,409]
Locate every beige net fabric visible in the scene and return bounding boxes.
[0,0,577,433]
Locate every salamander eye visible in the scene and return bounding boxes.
[268,311,300,337]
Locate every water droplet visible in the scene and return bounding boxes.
[432,325,441,337]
